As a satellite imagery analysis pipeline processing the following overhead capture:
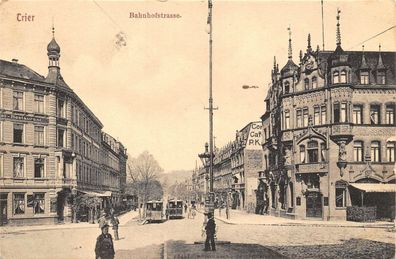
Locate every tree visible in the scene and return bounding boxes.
[127,151,163,219]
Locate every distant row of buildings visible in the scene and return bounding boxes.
[0,30,127,225]
[192,12,395,221]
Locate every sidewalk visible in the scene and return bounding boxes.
[0,210,139,234]
[202,208,395,229]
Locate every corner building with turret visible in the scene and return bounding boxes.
[259,13,395,221]
[0,30,127,225]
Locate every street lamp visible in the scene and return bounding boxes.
[198,142,214,213]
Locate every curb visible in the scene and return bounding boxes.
[196,211,395,229]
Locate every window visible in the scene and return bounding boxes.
[321,105,327,124]
[57,99,65,118]
[284,110,290,129]
[34,94,44,113]
[304,78,310,90]
[333,71,339,84]
[340,103,348,122]
[13,157,24,178]
[299,145,305,163]
[334,103,340,123]
[353,141,364,162]
[33,193,45,214]
[352,105,363,124]
[34,126,45,146]
[386,142,395,162]
[371,141,380,162]
[296,110,302,128]
[320,143,326,162]
[370,105,380,125]
[14,193,25,214]
[312,77,317,89]
[314,107,320,125]
[284,81,290,94]
[360,71,369,84]
[340,70,347,83]
[307,141,319,163]
[34,158,45,178]
[303,108,309,127]
[335,182,347,208]
[13,91,23,111]
[377,71,386,84]
[57,129,65,147]
[385,105,395,125]
[13,124,23,143]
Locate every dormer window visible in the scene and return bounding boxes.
[333,71,339,84]
[377,71,386,84]
[284,81,290,94]
[340,70,347,83]
[360,71,369,84]
[304,78,310,90]
[312,77,317,89]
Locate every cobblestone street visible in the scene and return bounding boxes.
[0,211,394,259]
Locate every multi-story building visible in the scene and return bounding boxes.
[260,12,395,221]
[193,122,263,212]
[0,29,127,225]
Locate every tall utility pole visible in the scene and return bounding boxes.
[207,0,215,210]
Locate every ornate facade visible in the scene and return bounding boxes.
[0,29,127,225]
[260,13,395,220]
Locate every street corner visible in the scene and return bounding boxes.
[165,240,287,259]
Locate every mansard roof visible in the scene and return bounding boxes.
[0,59,45,82]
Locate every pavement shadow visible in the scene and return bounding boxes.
[116,243,164,259]
[267,238,395,259]
[166,240,287,259]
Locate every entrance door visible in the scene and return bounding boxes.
[306,192,322,218]
[0,194,7,225]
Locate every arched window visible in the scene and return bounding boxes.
[353,141,364,161]
[284,81,290,94]
[333,71,339,84]
[371,141,381,162]
[304,78,310,90]
[312,76,318,89]
[340,70,347,83]
[386,142,395,162]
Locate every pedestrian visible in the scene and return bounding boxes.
[98,212,107,229]
[95,223,115,259]
[184,203,188,214]
[111,215,120,240]
[203,212,216,251]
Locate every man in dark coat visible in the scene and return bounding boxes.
[204,212,216,251]
[95,223,115,259]
[111,215,120,241]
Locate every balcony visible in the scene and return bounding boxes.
[57,117,68,126]
[296,162,328,174]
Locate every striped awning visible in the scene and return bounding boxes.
[349,183,396,193]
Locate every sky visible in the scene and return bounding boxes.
[0,0,395,172]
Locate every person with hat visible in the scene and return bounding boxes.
[95,223,115,259]
[204,212,216,251]
[98,212,107,229]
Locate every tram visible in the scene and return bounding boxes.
[166,199,184,219]
[145,200,164,223]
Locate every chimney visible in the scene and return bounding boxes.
[12,59,18,63]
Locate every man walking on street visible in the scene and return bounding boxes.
[95,223,115,259]
[204,212,216,251]
[111,215,120,240]
[98,212,107,229]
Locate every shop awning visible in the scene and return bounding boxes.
[349,183,396,193]
[81,191,112,197]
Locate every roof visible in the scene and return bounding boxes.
[349,183,396,193]
[0,59,45,82]
[280,59,298,77]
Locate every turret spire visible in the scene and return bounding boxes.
[287,26,292,60]
[377,43,385,69]
[336,8,341,46]
[307,33,312,52]
[360,45,368,69]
